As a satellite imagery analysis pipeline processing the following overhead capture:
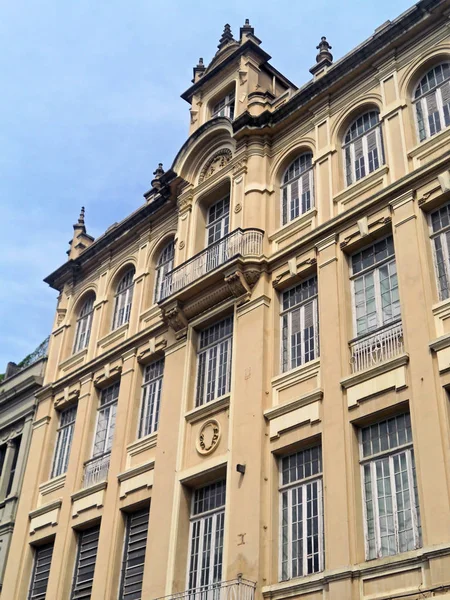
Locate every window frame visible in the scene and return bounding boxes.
[154,241,175,303]
[195,317,233,407]
[119,508,150,599]
[413,62,450,142]
[206,196,230,248]
[278,446,324,581]
[91,382,120,458]
[71,525,100,600]
[280,153,315,226]
[51,404,77,478]
[280,276,319,373]
[138,358,164,438]
[73,295,95,354]
[28,542,54,600]
[350,235,401,337]
[343,111,384,187]
[429,201,450,300]
[212,91,235,120]
[112,268,135,331]
[359,413,421,560]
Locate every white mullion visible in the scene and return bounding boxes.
[287,312,292,372]
[209,513,217,586]
[317,478,324,571]
[299,303,305,366]
[362,133,369,174]
[371,461,382,559]
[441,231,450,296]
[373,267,382,328]
[437,86,445,127]
[287,487,293,579]
[301,481,307,577]
[423,97,431,138]
[309,168,314,208]
[389,454,400,554]
[405,450,419,549]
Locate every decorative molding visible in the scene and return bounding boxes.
[232,157,248,177]
[236,294,271,318]
[196,420,221,455]
[264,388,323,421]
[224,270,251,300]
[127,432,158,459]
[137,338,168,364]
[199,149,232,183]
[39,474,67,497]
[59,348,88,373]
[54,387,80,409]
[71,481,107,503]
[118,460,155,483]
[29,499,62,520]
[340,354,409,390]
[0,421,25,443]
[56,309,66,326]
[185,395,230,424]
[179,240,185,250]
[272,258,316,289]
[94,365,122,388]
[234,203,242,213]
[162,301,188,339]
[32,416,51,431]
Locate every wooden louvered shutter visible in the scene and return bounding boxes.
[119,509,149,599]
[426,91,441,134]
[366,130,378,173]
[28,543,54,600]
[353,137,365,180]
[441,81,450,127]
[71,525,100,599]
[301,171,311,213]
[282,187,288,225]
[291,179,299,220]
[290,308,301,369]
[345,146,352,186]
[416,100,427,141]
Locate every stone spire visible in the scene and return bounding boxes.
[192,57,206,83]
[151,163,165,190]
[217,24,234,50]
[315,37,333,64]
[67,206,94,259]
[240,18,254,39]
[76,206,86,232]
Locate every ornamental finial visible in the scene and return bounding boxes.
[315,36,333,64]
[218,24,234,49]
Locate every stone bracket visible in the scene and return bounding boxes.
[162,301,188,339]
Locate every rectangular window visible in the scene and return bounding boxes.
[6,435,21,497]
[196,317,233,407]
[351,235,400,336]
[281,276,319,373]
[71,525,100,600]
[28,542,54,600]
[360,413,421,560]
[279,446,324,581]
[430,202,450,300]
[92,382,120,457]
[119,508,150,600]
[138,358,164,438]
[207,197,230,247]
[212,92,235,120]
[51,405,77,478]
[188,481,226,592]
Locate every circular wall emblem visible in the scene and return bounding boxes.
[197,420,221,455]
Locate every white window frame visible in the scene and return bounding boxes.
[281,154,314,225]
[278,447,324,581]
[138,358,164,438]
[195,317,233,407]
[206,197,230,247]
[73,295,95,354]
[154,241,175,303]
[429,202,450,300]
[92,382,120,458]
[360,414,421,560]
[51,405,77,478]
[212,92,235,120]
[343,111,384,186]
[280,276,319,373]
[187,481,226,592]
[112,268,135,330]
[413,63,450,142]
[350,236,400,337]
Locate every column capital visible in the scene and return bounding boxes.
[315,233,338,253]
[389,190,415,211]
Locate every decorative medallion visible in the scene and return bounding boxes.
[179,240,185,250]
[234,203,242,213]
[199,149,232,183]
[197,419,221,455]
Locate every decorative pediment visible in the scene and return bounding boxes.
[199,149,232,183]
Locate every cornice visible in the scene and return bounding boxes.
[71,481,107,502]
[340,353,409,390]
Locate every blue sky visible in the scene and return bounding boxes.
[0,0,414,369]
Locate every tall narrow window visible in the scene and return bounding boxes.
[71,525,100,599]
[343,111,384,186]
[112,268,135,330]
[360,413,421,560]
[281,276,319,373]
[196,317,233,407]
[119,508,150,600]
[430,202,450,300]
[414,63,450,142]
[28,542,54,600]
[73,295,95,354]
[207,197,230,246]
[188,481,226,592]
[281,153,314,225]
[51,405,77,478]
[279,446,324,581]
[0,445,6,479]
[351,236,400,337]
[93,382,120,457]
[6,435,21,497]
[154,241,175,302]
[138,358,164,438]
[212,92,235,120]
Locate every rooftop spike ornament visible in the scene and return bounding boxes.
[218,23,234,50]
[151,163,165,189]
[77,206,85,227]
[240,18,254,39]
[315,36,333,64]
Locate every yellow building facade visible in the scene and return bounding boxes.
[4,2,450,598]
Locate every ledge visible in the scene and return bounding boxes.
[268,208,317,244]
[39,474,66,497]
[429,333,450,353]
[341,354,409,389]
[264,388,323,421]
[97,323,129,350]
[29,499,62,520]
[185,395,231,424]
[71,481,107,503]
[271,358,320,390]
[333,165,389,206]
[118,460,155,483]
[407,127,450,159]
[127,432,158,458]
[59,348,88,372]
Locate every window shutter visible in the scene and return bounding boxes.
[303,301,314,329]
[119,509,149,600]
[301,172,311,213]
[366,130,377,153]
[426,91,438,113]
[354,138,364,160]
[441,81,450,127]
[28,543,54,600]
[71,526,100,599]
[345,146,352,186]
[415,100,427,142]
[282,187,288,225]
[291,308,301,336]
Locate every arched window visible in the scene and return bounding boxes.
[281,153,314,225]
[73,294,95,354]
[112,268,135,330]
[154,240,175,302]
[343,111,384,186]
[413,63,450,142]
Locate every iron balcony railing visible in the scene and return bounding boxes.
[350,320,404,373]
[158,228,264,302]
[156,577,256,600]
[82,452,111,488]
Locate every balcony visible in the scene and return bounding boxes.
[158,228,264,302]
[156,578,256,600]
[350,320,404,373]
[82,452,110,488]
